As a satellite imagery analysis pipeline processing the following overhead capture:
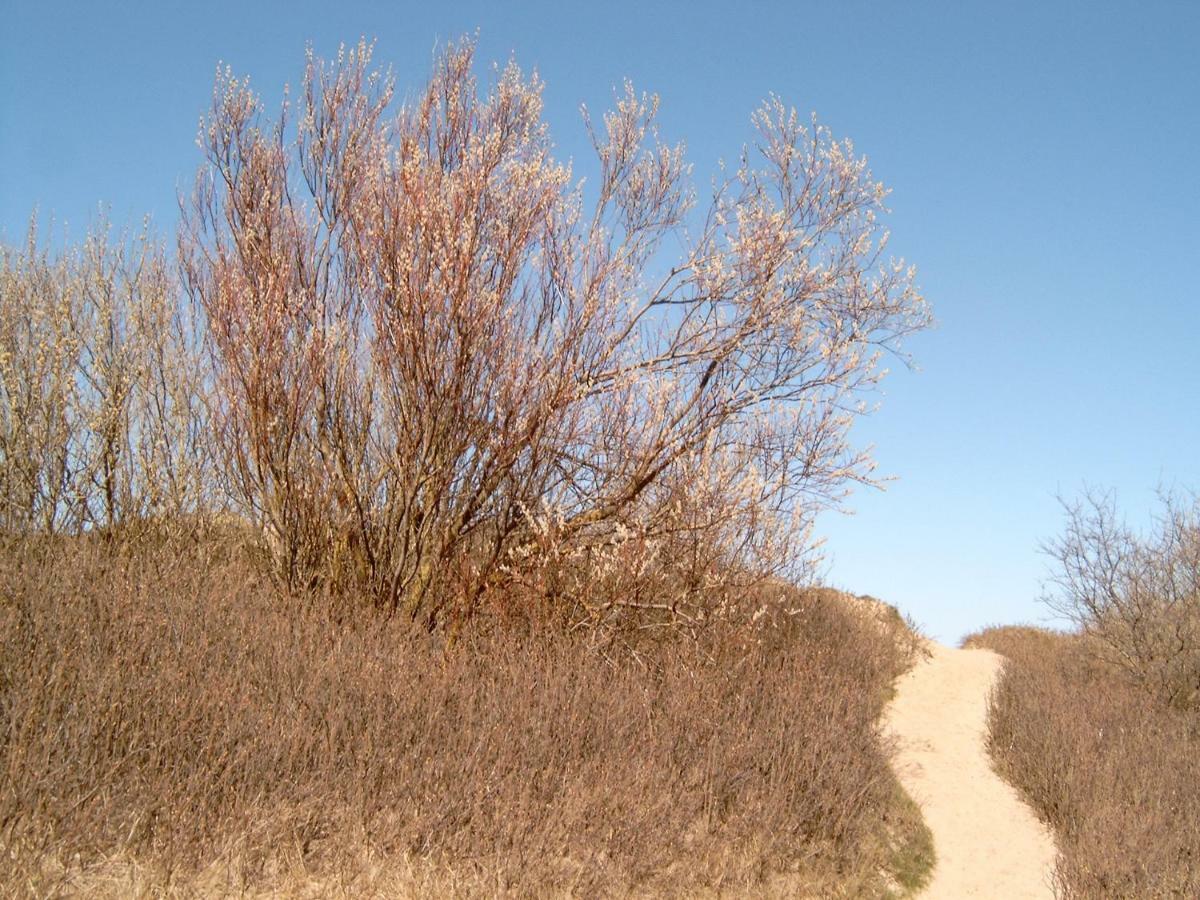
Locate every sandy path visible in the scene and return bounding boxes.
[884,643,1058,899]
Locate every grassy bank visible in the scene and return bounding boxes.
[1,535,930,897]
[965,625,1200,898]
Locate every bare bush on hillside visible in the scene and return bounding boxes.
[1042,489,1200,710]
[179,38,928,624]
[0,220,214,538]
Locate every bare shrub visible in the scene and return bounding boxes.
[1,538,927,897]
[0,218,214,539]
[180,38,928,623]
[966,625,1200,899]
[1042,489,1200,711]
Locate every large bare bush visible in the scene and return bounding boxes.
[1043,489,1200,710]
[180,39,928,623]
[0,219,213,537]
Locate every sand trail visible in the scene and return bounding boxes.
[884,643,1058,899]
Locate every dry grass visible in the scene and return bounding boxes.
[1,534,929,898]
[964,625,1200,898]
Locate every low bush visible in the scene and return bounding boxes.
[965,625,1200,899]
[1042,490,1200,712]
[1,536,929,897]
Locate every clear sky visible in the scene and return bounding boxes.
[2,0,1196,642]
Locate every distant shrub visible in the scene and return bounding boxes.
[1042,489,1200,711]
[0,220,213,538]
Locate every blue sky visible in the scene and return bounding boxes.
[2,0,1197,641]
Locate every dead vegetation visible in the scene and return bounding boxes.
[1,534,929,897]
[963,489,1200,896]
[964,625,1200,898]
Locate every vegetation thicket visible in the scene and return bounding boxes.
[966,491,1200,898]
[0,38,933,897]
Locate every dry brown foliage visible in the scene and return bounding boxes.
[964,625,1200,899]
[1,536,927,898]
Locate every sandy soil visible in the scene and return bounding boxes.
[884,642,1058,899]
